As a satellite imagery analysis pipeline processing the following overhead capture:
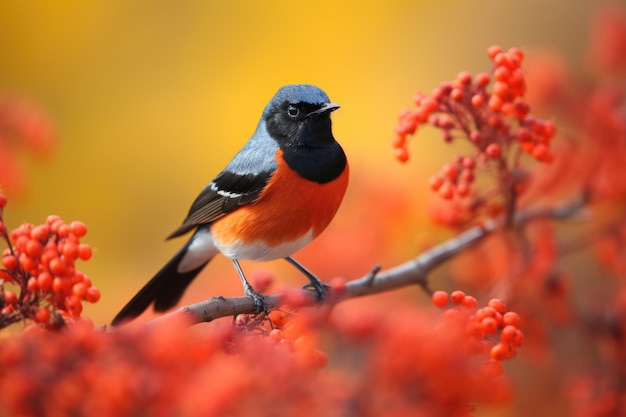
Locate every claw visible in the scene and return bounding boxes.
[245,286,267,314]
[301,280,330,300]
[285,256,330,301]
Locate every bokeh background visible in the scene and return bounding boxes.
[0,1,615,416]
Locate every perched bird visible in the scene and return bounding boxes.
[112,84,349,325]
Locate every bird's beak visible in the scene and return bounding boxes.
[306,102,340,118]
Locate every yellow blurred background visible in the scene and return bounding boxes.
[0,0,598,326]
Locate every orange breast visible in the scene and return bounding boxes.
[211,149,349,248]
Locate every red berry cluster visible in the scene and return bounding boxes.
[0,194,99,329]
[432,290,524,362]
[393,45,556,209]
[428,156,477,200]
[233,309,328,370]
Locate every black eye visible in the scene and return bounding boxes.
[287,105,299,118]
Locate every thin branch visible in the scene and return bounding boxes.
[149,193,588,327]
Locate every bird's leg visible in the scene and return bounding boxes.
[232,259,266,313]
[284,256,329,300]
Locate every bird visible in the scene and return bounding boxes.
[111,84,349,326]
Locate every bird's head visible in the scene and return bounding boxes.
[264,84,340,147]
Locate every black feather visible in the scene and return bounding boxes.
[111,238,210,326]
[167,170,273,239]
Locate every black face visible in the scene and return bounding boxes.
[265,101,334,147]
[265,100,346,184]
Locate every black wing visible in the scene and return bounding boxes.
[166,169,273,239]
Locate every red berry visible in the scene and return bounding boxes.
[27,277,39,292]
[543,120,556,139]
[0,270,13,282]
[456,182,470,197]
[40,249,58,269]
[3,290,17,305]
[37,271,53,291]
[25,239,43,258]
[532,143,553,162]
[53,277,71,295]
[19,254,38,273]
[2,254,18,271]
[450,290,466,304]
[392,134,406,149]
[438,182,454,200]
[490,342,512,361]
[428,175,444,191]
[85,286,101,303]
[462,156,476,170]
[515,127,532,142]
[514,101,530,118]
[0,194,6,209]
[450,88,464,101]
[488,95,502,111]
[62,242,79,260]
[487,45,503,59]
[72,282,87,299]
[64,295,83,317]
[269,328,284,342]
[493,81,511,99]
[469,130,481,144]
[462,295,478,308]
[49,258,69,277]
[46,215,61,225]
[431,290,449,308]
[470,94,484,108]
[480,317,499,335]
[14,235,29,250]
[395,147,409,163]
[70,221,88,237]
[57,224,71,237]
[35,307,50,324]
[494,53,512,69]
[30,224,50,242]
[502,311,520,326]
[475,72,491,87]
[50,219,65,234]
[494,66,510,82]
[82,275,92,288]
[268,310,288,328]
[420,97,437,113]
[475,306,497,322]
[488,298,507,313]
[441,163,459,181]
[77,244,92,261]
[485,143,502,158]
[500,325,518,344]
[456,71,473,86]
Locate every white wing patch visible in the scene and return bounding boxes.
[209,182,243,199]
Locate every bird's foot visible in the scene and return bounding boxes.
[301,279,331,301]
[244,286,267,314]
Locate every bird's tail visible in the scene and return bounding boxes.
[111,236,212,326]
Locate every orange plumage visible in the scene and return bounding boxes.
[211,149,349,249]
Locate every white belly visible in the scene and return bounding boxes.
[215,228,314,262]
[177,227,314,274]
